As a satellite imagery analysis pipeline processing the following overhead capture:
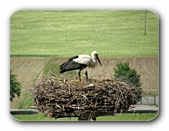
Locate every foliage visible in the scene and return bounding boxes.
[113,62,142,100]
[10,69,21,101]
[114,62,141,87]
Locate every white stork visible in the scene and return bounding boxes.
[60,51,102,81]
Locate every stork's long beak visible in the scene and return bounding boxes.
[96,56,102,66]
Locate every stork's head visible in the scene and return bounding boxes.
[91,51,102,66]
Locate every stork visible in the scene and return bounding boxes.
[60,51,102,81]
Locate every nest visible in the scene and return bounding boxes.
[31,77,141,119]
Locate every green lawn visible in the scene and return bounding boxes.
[10,10,158,57]
[12,113,158,121]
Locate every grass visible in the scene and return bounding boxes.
[18,93,33,109]
[43,61,76,77]
[43,61,61,76]
[97,113,158,121]
[10,10,158,57]
[12,113,158,121]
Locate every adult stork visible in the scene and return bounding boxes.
[60,51,102,81]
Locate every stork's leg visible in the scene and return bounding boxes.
[78,70,81,81]
[85,71,89,82]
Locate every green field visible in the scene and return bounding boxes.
[12,113,158,121]
[10,10,158,57]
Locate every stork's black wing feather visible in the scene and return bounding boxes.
[60,56,87,74]
[67,56,78,62]
[60,56,78,69]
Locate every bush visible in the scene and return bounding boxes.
[114,62,141,87]
[10,69,21,102]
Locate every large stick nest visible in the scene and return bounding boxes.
[31,77,142,118]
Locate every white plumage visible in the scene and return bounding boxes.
[60,51,102,81]
[73,55,91,65]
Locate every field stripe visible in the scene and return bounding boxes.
[10,57,51,109]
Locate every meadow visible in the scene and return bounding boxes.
[10,10,158,57]
[12,113,158,121]
[10,10,158,121]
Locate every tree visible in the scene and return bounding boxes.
[114,62,141,87]
[10,69,21,102]
[113,62,142,100]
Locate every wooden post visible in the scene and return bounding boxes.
[78,113,97,121]
[144,10,147,35]
[78,113,90,121]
